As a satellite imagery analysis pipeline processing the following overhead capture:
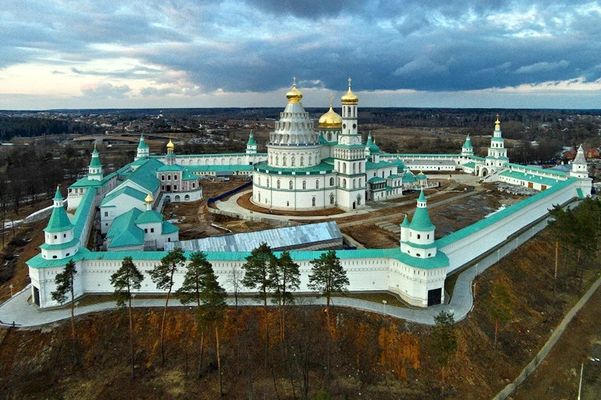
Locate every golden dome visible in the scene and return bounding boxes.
[166,139,175,151]
[286,83,303,104]
[318,106,342,128]
[495,114,501,129]
[341,77,358,105]
[145,193,154,203]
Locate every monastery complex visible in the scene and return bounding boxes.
[27,81,592,308]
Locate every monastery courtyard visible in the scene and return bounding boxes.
[168,172,524,250]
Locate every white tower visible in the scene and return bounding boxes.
[41,187,79,260]
[570,144,589,179]
[87,143,103,181]
[485,115,508,170]
[135,133,150,160]
[246,130,257,155]
[400,190,437,259]
[339,78,361,144]
[461,134,474,157]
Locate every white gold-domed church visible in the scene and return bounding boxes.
[252,79,408,210]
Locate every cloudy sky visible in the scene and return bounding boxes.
[1,0,601,109]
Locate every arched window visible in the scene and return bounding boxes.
[275,155,279,165]
[343,163,347,174]
[291,155,295,166]
[330,177,335,186]
[300,156,304,166]
[258,192,261,202]
[277,180,281,189]
[309,155,313,165]
[330,193,335,204]
[352,179,356,189]
[312,197,316,207]
[289,180,293,189]
[302,181,306,189]
[353,163,356,174]
[342,179,347,188]
[283,155,287,166]
[316,180,319,189]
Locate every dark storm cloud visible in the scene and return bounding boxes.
[2,0,601,95]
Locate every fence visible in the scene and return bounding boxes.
[207,181,252,205]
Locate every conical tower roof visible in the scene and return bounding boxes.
[45,187,73,233]
[573,144,586,164]
[410,190,434,232]
[247,130,256,146]
[89,143,102,168]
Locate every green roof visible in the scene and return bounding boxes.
[402,171,416,183]
[40,238,79,251]
[28,246,447,270]
[368,176,386,184]
[254,161,334,175]
[162,221,179,234]
[500,170,560,187]
[247,131,257,146]
[366,160,396,170]
[107,208,145,249]
[401,215,410,227]
[89,144,102,168]
[463,161,476,168]
[365,134,381,154]
[409,191,434,232]
[126,158,162,192]
[135,209,163,225]
[182,170,197,181]
[45,189,73,233]
[463,136,473,149]
[187,164,254,173]
[157,164,184,172]
[138,135,149,149]
[101,186,147,206]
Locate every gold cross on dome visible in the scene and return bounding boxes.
[348,77,352,89]
[292,76,297,86]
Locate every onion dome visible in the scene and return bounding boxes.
[286,79,303,104]
[495,114,501,130]
[318,105,342,128]
[145,193,154,204]
[166,139,175,151]
[341,77,358,105]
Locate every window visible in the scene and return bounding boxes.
[283,155,287,166]
[316,180,319,189]
[151,228,154,233]
[161,175,165,181]
[330,177,334,186]
[104,211,108,217]
[312,197,316,207]
[168,175,171,180]
[66,253,70,257]
[300,156,304,166]
[277,180,281,189]
[63,233,67,238]
[174,185,177,190]
[302,181,306,189]
[417,234,420,239]
[144,228,148,233]
[330,193,335,204]
[54,235,57,240]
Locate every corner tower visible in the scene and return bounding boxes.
[246,130,257,155]
[400,190,437,259]
[41,187,79,260]
[461,134,474,157]
[571,144,589,179]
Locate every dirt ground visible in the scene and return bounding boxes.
[513,279,601,400]
[236,191,345,216]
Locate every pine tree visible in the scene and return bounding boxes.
[110,256,144,378]
[271,250,300,340]
[51,260,78,345]
[177,251,211,378]
[308,250,349,379]
[308,250,349,308]
[199,261,227,397]
[242,242,276,307]
[430,310,457,387]
[150,247,186,365]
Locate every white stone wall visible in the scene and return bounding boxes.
[252,171,337,210]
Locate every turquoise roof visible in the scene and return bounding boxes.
[107,208,144,249]
[157,164,184,172]
[40,238,79,251]
[89,144,102,168]
[27,246,447,270]
[402,171,417,183]
[500,170,561,187]
[247,131,257,146]
[463,161,476,169]
[162,221,179,234]
[506,162,568,178]
[138,134,149,149]
[463,135,473,149]
[182,170,197,181]
[365,134,381,154]
[135,209,163,225]
[187,164,254,173]
[366,160,396,170]
[254,161,334,175]
[126,158,162,192]
[416,172,427,180]
[409,191,434,232]
[101,186,147,206]
[45,189,73,233]
[401,215,410,227]
[368,176,386,184]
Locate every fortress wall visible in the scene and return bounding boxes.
[439,178,580,274]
